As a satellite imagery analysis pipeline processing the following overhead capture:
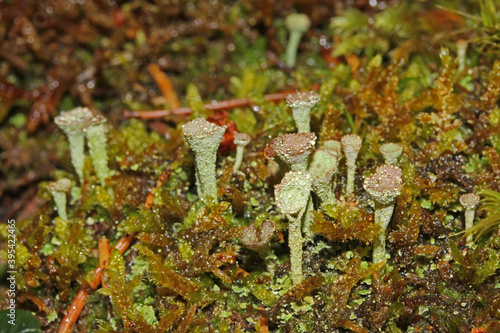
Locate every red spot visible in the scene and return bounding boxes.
[113,9,126,27]
[207,111,237,155]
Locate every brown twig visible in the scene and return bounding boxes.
[123,91,293,119]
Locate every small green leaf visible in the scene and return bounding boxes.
[0,310,41,333]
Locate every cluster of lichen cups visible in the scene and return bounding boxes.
[54,107,111,187]
[52,96,482,291]
[182,90,481,285]
[181,91,402,284]
[51,107,111,222]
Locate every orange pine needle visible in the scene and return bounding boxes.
[57,290,88,333]
[144,169,172,209]
[113,232,137,254]
[88,266,103,290]
[98,237,111,268]
[98,237,111,288]
[148,63,181,109]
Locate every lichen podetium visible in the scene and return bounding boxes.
[275,170,312,284]
[183,117,227,202]
[54,107,93,183]
[85,115,110,186]
[364,164,402,264]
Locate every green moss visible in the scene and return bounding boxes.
[14,243,30,269]
[186,83,206,119]
[120,119,161,153]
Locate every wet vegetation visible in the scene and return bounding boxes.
[1,0,500,332]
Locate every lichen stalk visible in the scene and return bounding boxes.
[464,209,475,232]
[182,117,226,202]
[305,147,337,239]
[346,159,357,197]
[363,164,402,264]
[54,107,93,183]
[341,135,362,197]
[286,91,320,133]
[460,193,480,246]
[47,178,71,221]
[372,203,394,264]
[286,30,302,67]
[309,148,337,208]
[275,171,312,285]
[324,140,341,193]
[70,133,86,182]
[85,115,110,186]
[287,210,304,284]
[301,198,315,241]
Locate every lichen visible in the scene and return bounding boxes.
[182,117,227,202]
[6,3,500,332]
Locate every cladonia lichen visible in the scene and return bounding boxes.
[241,219,276,277]
[308,148,338,208]
[84,115,110,186]
[54,107,93,183]
[380,143,402,165]
[264,132,316,172]
[459,193,480,246]
[233,132,251,174]
[324,139,342,193]
[284,13,311,67]
[286,91,320,133]
[182,117,227,202]
[363,164,402,264]
[341,134,362,198]
[275,170,312,284]
[47,178,71,221]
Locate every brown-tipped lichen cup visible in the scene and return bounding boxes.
[363,164,402,264]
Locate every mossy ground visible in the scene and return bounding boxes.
[1,0,500,332]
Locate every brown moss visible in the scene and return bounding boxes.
[312,209,379,244]
[218,185,247,215]
[134,243,199,300]
[269,276,325,323]
[485,147,500,175]
[324,253,384,331]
